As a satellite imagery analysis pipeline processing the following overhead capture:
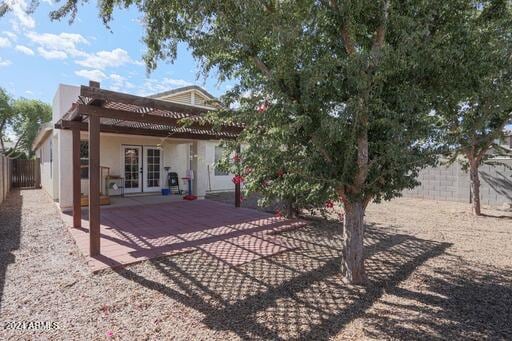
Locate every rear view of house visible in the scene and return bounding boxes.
[32,83,236,211]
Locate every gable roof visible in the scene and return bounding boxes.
[149,85,216,101]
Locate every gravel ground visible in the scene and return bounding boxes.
[0,189,511,340]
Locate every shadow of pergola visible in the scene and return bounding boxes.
[113,220,511,339]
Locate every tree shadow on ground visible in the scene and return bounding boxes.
[363,253,512,340]
[115,219,511,339]
[0,190,22,309]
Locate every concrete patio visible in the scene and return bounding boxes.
[61,199,306,272]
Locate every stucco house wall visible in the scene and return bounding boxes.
[77,133,191,197]
[36,135,55,199]
[34,83,234,210]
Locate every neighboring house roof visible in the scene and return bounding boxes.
[150,85,216,101]
[149,85,221,109]
[32,122,53,151]
[55,82,241,141]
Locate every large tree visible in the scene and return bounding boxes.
[432,0,512,216]
[0,88,51,158]
[0,87,14,154]
[53,0,468,284]
[10,99,52,157]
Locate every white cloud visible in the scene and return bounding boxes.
[5,0,36,30]
[37,47,67,60]
[26,32,142,76]
[110,74,124,82]
[26,31,88,57]
[137,77,193,96]
[108,73,135,92]
[2,31,17,40]
[76,48,139,70]
[15,44,34,55]
[0,57,12,67]
[75,69,107,81]
[0,37,11,48]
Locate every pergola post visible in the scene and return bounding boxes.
[235,144,241,208]
[72,126,81,228]
[88,114,101,256]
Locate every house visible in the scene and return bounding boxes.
[32,82,239,212]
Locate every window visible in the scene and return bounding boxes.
[214,146,229,176]
[80,141,88,179]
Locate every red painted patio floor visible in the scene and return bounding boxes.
[60,200,307,272]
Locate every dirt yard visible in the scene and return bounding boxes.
[0,189,510,340]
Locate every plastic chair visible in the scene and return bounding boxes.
[167,172,182,194]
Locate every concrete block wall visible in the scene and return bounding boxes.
[403,159,512,207]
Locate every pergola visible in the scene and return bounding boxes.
[55,81,242,256]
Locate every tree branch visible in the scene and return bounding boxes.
[340,26,356,56]
[475,116,511,161]
[11,130,26,152]
[262,0,275,13]
[311,134,332,163]
[328,0,356,56]
[0,2,8,17]
[371,0,390,54]
[250,55,272,78]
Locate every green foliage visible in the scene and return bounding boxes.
[53,0,476,210]
[431,1,512,167]
[0,87,12,118]
[0,87,14,153]
[0,87,51,158]
[0,1,38,18]
[11,99,52,157]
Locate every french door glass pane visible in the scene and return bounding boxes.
[147,149,160,188]
[124,148,139,189]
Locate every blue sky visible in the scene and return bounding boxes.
[0,1,232,104]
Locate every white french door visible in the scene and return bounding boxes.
[122,145,142,194]
[142,147,162,192]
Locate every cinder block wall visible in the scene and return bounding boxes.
[403,159,512,207]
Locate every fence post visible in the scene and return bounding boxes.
[1,156,4,203]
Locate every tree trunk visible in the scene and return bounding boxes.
[341,200,367,284]
[469,160,481,216]
[284,200,299,218]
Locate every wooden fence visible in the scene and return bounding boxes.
[0,155,12,205]
[11,158,40,189]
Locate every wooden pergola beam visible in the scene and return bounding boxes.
[88,115,101,256]
[72,126,81,228]
[235,144,242,208]
[77,104,243,135]
[56,120,237,141]
[80,85,210,116]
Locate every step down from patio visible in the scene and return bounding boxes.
[80,195,110,206]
